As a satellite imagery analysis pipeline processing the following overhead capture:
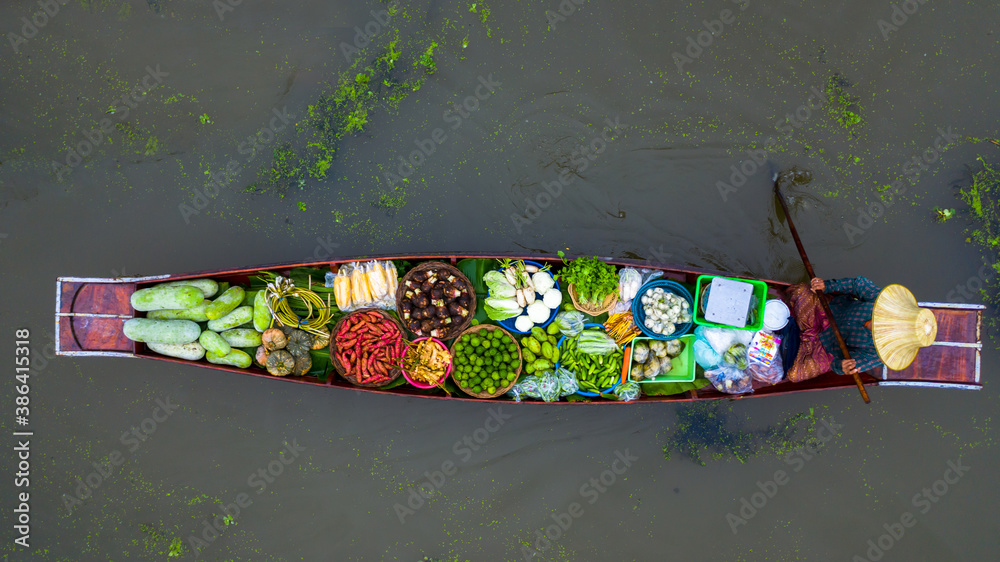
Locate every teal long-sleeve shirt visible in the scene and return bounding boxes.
[817,277,884,375]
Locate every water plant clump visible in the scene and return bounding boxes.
[662,402,818,465]
[256,38,434,193]
[960,156,1000,337]
[825,74,862,132]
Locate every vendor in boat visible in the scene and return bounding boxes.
[784,277,938,382]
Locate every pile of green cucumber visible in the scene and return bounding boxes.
[124,279,269,368]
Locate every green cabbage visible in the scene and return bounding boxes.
[484,297,522,320]
[484,271,516,299]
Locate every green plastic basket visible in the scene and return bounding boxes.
[693,275,768,331]
[627,335,696,383]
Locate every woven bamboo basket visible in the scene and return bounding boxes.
[449,324,523,398]
[568,284,617,316]
[329,308,405,388]
[395,261,477,340]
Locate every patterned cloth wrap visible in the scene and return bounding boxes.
[785,277,884,382]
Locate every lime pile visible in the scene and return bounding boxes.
[452,328,521,395]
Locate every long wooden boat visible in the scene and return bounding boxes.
[55,254,984,403]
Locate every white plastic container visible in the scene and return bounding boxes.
[763,299,790,331]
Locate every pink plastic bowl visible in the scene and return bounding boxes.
[401,337,452,389]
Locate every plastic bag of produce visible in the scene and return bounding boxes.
[364,260,389,300]
[349,263,372,306]
[333,265,355,311]
[693,338,720,370]
[748,352,784,385]
[615,380,641,402]
[705,364,753,394]
[554,310,585,337]
[746,330,784,384]
[555,367,579,396]
[537,372,561,402]
[618,268,643,302]
[576,329,618,355]
[508,376,541,402]
[381,261,399,296]
[695,325,752,355]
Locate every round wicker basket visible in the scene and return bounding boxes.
[329,308,405,388]
[567,284,617,316]
[449,324,523,398]
[395,261,477,340]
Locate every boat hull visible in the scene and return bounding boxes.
[55,253,984,402]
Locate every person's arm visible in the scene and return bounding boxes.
[832,350,883,375]
[824,277,881,301]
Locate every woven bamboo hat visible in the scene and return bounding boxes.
[872,284,937,370]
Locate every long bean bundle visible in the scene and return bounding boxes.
[264,276,335,337]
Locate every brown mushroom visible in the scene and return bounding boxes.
[266,350,295,376]
[262,328,287,352]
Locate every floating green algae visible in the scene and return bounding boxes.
[662,402,820,465]
[960,155,1000,337]
[825,74,862,133]
[253,36,436,194]
[961,156,1000,252]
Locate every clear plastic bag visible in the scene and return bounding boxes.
[615,380,641,402]
[748,353,784,385]
[555,367,579,396]
[705,364,753,394]
[333,265,354,310]
[696,325,753,355]
[618,268,642,302]
[537,372,561,402]
[508,376,541,402]
[555,311,585,337]
[364,260,389,300]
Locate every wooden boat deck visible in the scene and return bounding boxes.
[55,254,985,402]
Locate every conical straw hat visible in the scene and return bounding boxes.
[872,284,937,370]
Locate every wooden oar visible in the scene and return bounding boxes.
[773,178,871,404]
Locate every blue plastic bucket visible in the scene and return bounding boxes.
[497,260,561,334]
[631,279,694,341]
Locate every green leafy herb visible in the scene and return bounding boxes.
[554,252,618,306]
